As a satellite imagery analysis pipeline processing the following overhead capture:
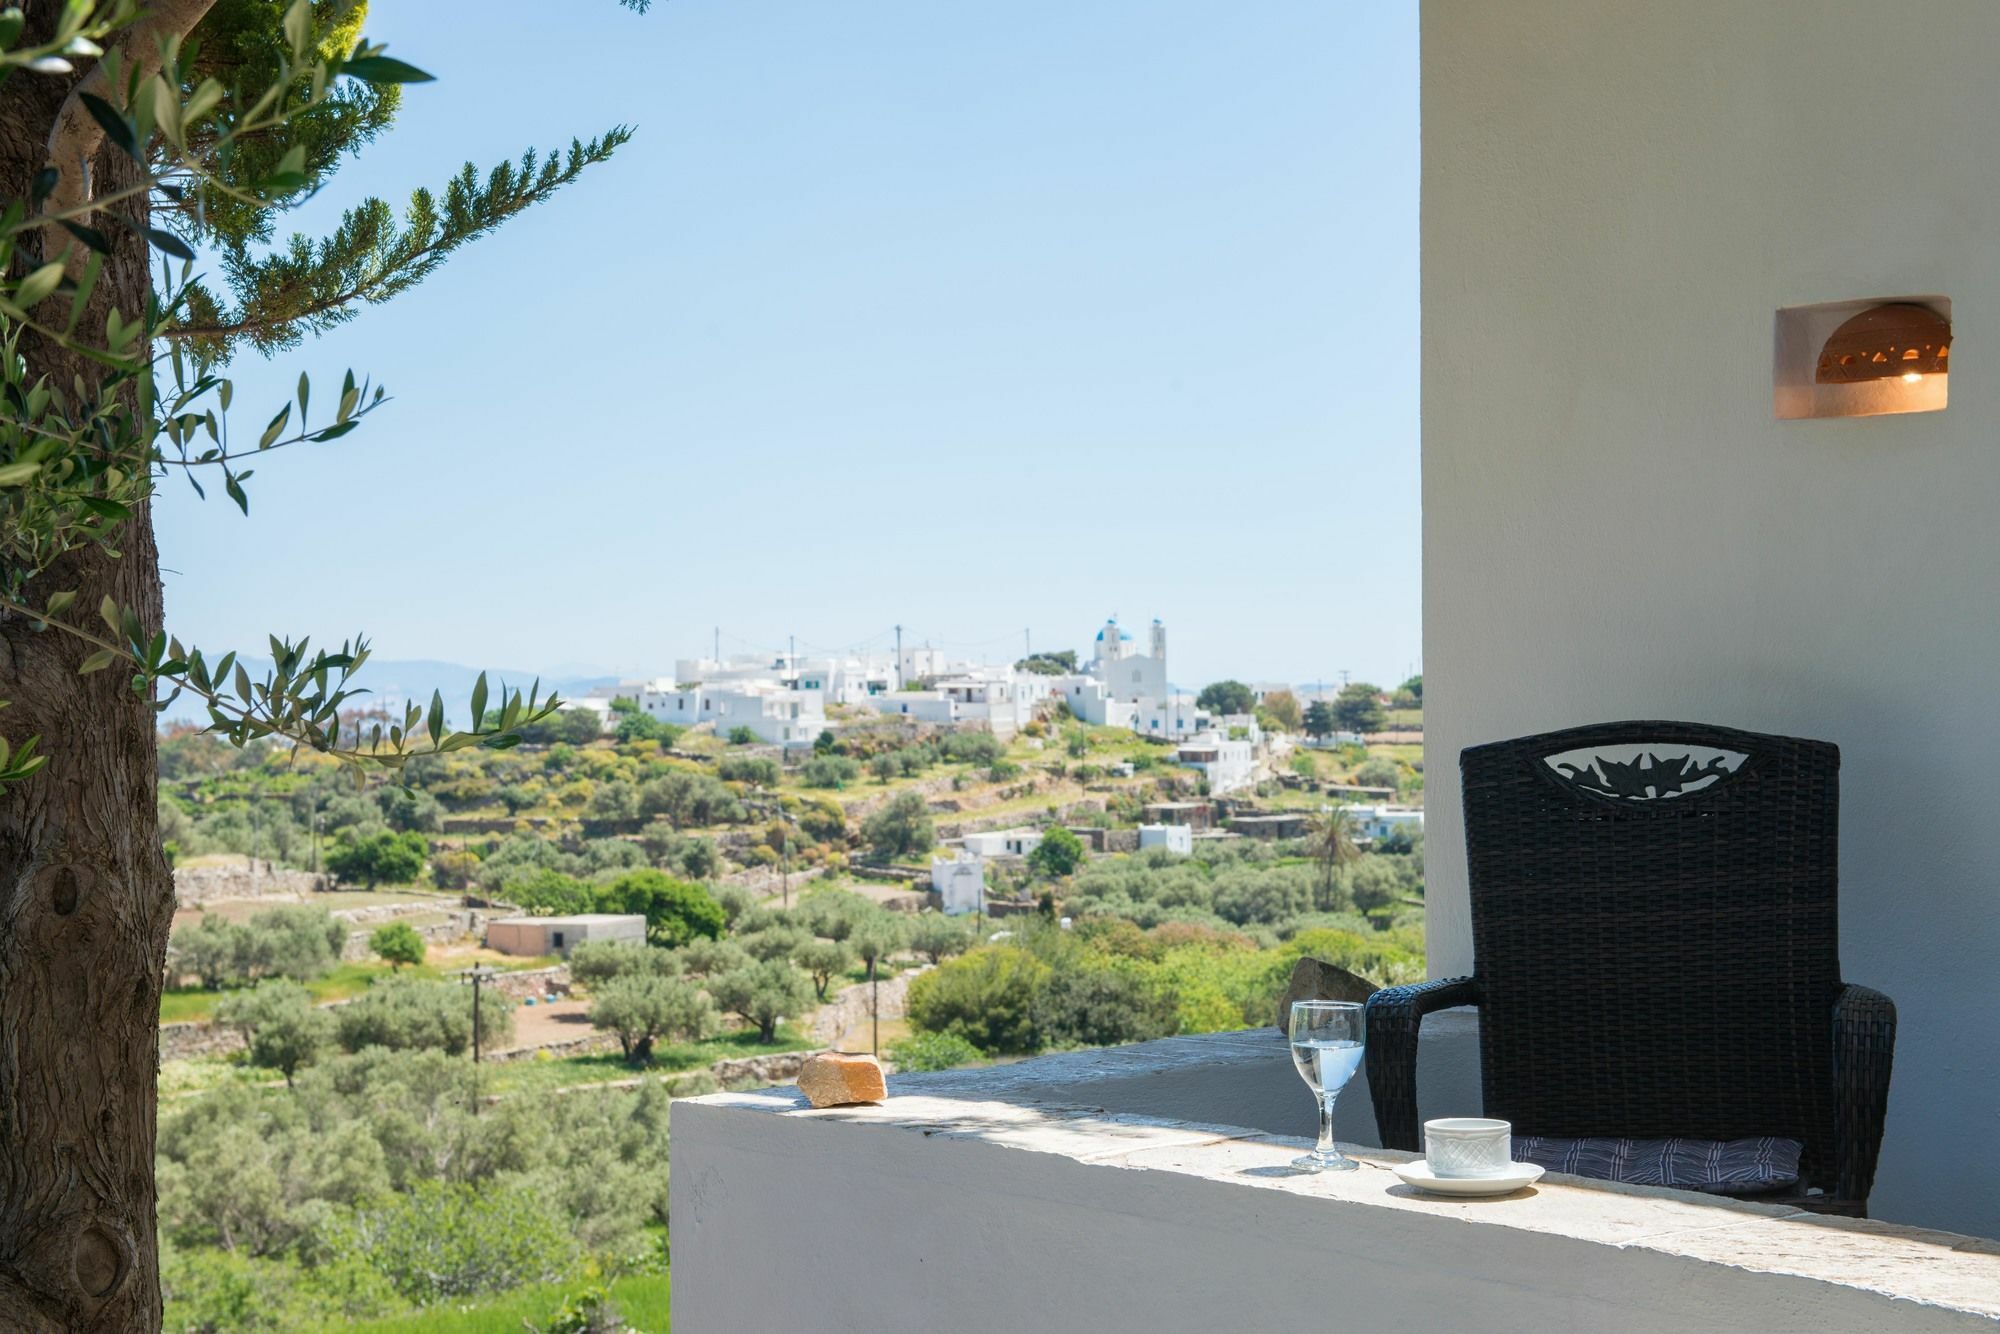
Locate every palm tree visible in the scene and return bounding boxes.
[1306,806,1361,911]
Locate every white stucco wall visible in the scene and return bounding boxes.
[1424,0,2000,1238]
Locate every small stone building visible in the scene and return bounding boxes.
[483,913,646,958]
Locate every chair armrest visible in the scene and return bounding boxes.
[1364,976,1481,1152]
[1831,983,1896,1211]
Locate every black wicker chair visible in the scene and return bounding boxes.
[1365,720,1896,1215]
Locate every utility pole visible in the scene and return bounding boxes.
[894,624,904,687]
[789,633,796,679]
[463,964,497,1114]
[713,625,720,663]
[1340,670,1351,688]
[870,954,879,1057]
[780,812,795,910]
[1024,628,1031,663]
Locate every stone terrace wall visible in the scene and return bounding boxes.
[160,1019,246,1062]
[174,860,327,906]
[720,864,829,897]
[490,965,570,1000]
[336,908,483,962]
[808,966,925,1046]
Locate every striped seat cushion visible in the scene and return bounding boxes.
[1514,1135,1803,1196]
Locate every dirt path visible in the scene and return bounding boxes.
[492,998,594,1053]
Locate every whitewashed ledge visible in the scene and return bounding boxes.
[670,1032,2000,1334]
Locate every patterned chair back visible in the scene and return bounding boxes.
[1459,721,1842,1182]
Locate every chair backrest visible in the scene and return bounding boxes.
[1461,721,1841,1177]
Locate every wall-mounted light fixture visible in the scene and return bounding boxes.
[1775,296,1951,419]
[1815,302,1951,386]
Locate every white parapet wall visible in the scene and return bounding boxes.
[671,1032,2000,1333]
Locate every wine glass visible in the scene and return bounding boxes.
[1289,999,1364,1172]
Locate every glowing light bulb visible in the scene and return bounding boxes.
[1902,371,1924,384]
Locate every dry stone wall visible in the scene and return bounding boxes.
[159,1019,246,1062]
[808,966,925,1045]
[173,860,328,906]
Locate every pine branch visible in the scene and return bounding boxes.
[164,129,633,362]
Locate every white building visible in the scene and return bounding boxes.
[1137,823,1193,856]
[930,852,985,917]
[858,667,1048,737]
[1133,692,1212,740]
[1340,804,1425,844]
[1085,616,1169,703]
[962,827,1044,859]
[1054,676,1137,729]
[1173,730,1257,795]
[647,682,825,747]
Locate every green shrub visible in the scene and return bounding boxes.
[738,923,811,962]
[637,770,744,826]
[718,755,781,785]
[1354,757,1402,793]
[707,959,815,1043]
[906,912,974,965]
[1026,825,1084,879]
[940,732,1004,765]
[906,946,1048,1054]
[334,976,513,1056]
[369,921,427,970]
[589,973,714,1064]
[793,937,852,999]
[615,712,682,746]
[595,869,727,948]
[1030,967,1177,1049]
[333,1179,578,1305]
[886,1030,983,1073]
[800,754,861,789]
[861,792,934,861]
[168,905,346,990]
[567,939,679,988]
[507,868,598,916]
[214,980,334,1086]
[326,829,429,888]
[795,797,846,843]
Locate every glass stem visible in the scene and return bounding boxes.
[1318,1092,1339,1157]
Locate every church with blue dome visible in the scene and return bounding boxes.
[1087,615,1169,702]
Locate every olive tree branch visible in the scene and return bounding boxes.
[0,592,562,788]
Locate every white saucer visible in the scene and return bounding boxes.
[1393,1159,1545,1196]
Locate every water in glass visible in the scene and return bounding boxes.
[1289,1000,1364,1172]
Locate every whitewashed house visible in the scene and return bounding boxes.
[858,666,1047,736]
[1136,823,1193,855]
[930,851,984,916]
[1133,693,1211,740]
[650,683,825,747]
[1173,729,1256,795]
[962,827,1044,859]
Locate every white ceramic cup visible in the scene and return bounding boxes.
[1424,1118,1513,1178]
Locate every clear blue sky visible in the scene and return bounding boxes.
[154,0,1420,692]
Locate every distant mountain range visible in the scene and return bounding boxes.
[158,659,621,727]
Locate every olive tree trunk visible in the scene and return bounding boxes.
[0,7,177,1327]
